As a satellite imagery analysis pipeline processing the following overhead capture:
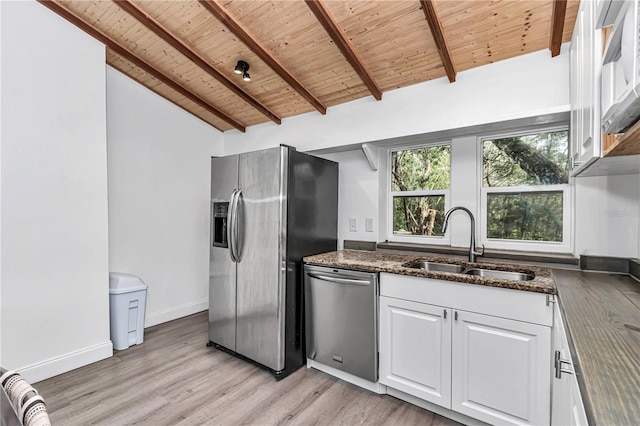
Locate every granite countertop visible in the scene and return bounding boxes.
[304,250,555,294]
[552,269,640,426]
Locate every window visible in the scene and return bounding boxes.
[389,144,450,242]
[385,127,572,253]
[481,130,570,250]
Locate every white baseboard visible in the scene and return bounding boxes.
[19,341,113,384]
[145,298,208,328]
[387,388,490,426]
[307,359,387,394]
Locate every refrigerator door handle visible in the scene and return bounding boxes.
[233,189,244,262]
[227,189,238,262]
[210,201,215,248]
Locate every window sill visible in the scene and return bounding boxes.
[376,241,579,266]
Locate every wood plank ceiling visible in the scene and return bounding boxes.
[39,0,580,133]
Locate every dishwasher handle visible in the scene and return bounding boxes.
[306,272,372,286]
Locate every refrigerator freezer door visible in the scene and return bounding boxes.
[209,156,239,350]
[282,150,339,371]
[236,147,287,371]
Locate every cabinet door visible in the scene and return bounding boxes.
[570,379,589,426]
[580,0,603,164]
[570,22,581,170]
[551,303,572,426]
[379,296,452,408]
[551,303,588,426]
[451,310,551,426]
[581,2,594,161]
[570,0,604,174]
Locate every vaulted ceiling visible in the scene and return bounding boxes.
[39,0,580,133]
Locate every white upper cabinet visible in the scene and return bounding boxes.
[570,0,640,176]
[570,0,603,175]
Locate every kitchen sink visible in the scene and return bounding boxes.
[404,260,535,282]
[465,268,534,281]
[404,262,466,274]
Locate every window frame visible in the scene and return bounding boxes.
[477,127,572,253]
[387,142,452,245]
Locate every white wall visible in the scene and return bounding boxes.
[1,0,111,382]
[574,174,640,258]
[106,67,223,327]
[320,150,379,248]
[223,46,570,155]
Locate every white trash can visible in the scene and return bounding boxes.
[109,272,148,350]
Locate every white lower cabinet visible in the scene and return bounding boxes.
[379,297,452,407]
[379,273,552,426]
[451,310,551,425]
[551,303,588,426]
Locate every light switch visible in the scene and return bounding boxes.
[365,218,374,232]
[349,218,357,232]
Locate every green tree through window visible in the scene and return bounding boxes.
[391,146,450,236]
[389,130,569,246]
[483,131,569,187]
[483,131,568,242]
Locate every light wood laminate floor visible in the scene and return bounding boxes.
[35,312,460,425]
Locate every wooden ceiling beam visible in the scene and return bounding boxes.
[38,0,246,132]
[199,0,327,115]
[420,0,456,83]
[115,0,280,125]
[304,0,382,101]
[550,0,568,57]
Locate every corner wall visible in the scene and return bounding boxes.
[574,174,640,258]
[1,0,111,382]
[319,150,379,248]
[106,67,224,327]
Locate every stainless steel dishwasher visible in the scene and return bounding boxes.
[304,265,378,382]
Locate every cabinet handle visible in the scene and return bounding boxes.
[444,309,447,319]
[454,311,458,321]
[570,157,583,169]
[554,350,574,379]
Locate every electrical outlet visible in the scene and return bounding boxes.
[365,218,374,232]
[349,218,357,232]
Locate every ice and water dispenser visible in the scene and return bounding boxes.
[212,202,229,248]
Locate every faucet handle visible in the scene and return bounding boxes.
[475,244,485,257]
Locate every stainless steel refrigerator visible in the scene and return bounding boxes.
[208,145,338,379]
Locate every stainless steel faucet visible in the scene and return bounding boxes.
[442,206,485,263]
